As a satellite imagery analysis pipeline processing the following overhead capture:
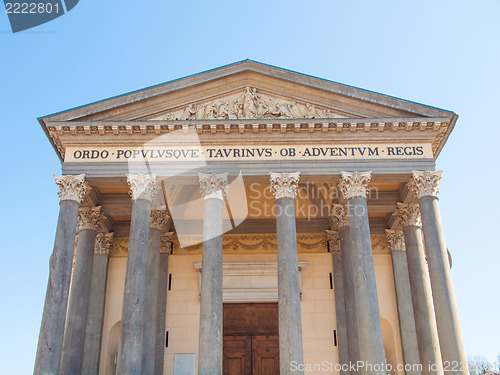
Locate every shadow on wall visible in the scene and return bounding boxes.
[107,321,121,375]
[381,318,397,372]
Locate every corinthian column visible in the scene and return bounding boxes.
[82,232,114,375]
[118,174,157,375]
[394,204,443,375]
[326,227,349,375]
[331,204,360,369]
[142,208,169,375]
[338,171,386,373]
[386,229,421,375]
[410,171,468,375]
[270,172,304,375]
[60,206,105,374]
[34,174,90,375]
[155,232,173,375]
[198,173,228,375]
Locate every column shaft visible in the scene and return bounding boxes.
[118,197,153,374]
[154,252,169,375]
[276,197,304,375]
[82,251,110,375]
[347,196,386,371]
[198,197,224,375]
[142,227,161,374]
[390,249,421,374]
[403,225,443,375]
[339,226,360,367]
[419,196,468,374]
[60,227,98,374]
[34,199,80,375]
[331,249,350,374]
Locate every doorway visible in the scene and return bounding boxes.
[223,303,280,375]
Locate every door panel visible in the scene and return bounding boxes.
[252,335,279,375]
[223,335,252,375]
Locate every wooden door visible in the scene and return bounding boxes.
[223,303,280,375]
[252,335,279,375]
[223,335,252,375]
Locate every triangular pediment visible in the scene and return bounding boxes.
[40,60,456,123]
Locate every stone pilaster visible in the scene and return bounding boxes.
[34,174,90,375]
[409,171,468,375]
[327,228,349,375]
[338,171,386,373]
[394,204,443,375]
[118,174,157,375]
[155,232,173,375]
[82,232,114,375]
[143,208,170,375]
[386,229,421,375]
[270,172,304,375]
[332,203,360,369]
[60,207,105,374]
[198,173,228,375]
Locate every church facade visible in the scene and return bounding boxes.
[34,60,468,375]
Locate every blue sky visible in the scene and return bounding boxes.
[1,0,499,373]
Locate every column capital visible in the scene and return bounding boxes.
[409,170,443,198]
[160,232,175,254]
[338,171,372,200]
[326,230,340,252]
[394,203,421,227]
[331,204,349,228]
[198,173,228,200]
[126,174,158,201]
[385,229,405,252]
[55,174,90,203]
[150,207,170,231]
[78,206,105,232]
[269,172,300,200]
[94,232,114,255]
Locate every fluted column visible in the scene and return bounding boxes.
[60,206,106,374]
[326,228,349,375]
[82,232,114,375]
[386,229,421,375]
[410,171,468,375]
[34,174,90,375]
[155,232,173,375]
[338,171,386,373]
[394,204,443,375]
[198,173,228,375]
[117,174,157,375]
[270,172,304,375]
[142,208,169,375]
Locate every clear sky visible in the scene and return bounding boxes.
[1,0,499,373]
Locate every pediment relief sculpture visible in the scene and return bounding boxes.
[153,86,344,121]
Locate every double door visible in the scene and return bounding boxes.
[223,303,280,375]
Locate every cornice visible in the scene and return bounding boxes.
[45,118,450,161]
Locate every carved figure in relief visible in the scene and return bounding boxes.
[305,103,320,119]
[182,104,197,120]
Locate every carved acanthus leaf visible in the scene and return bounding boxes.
[160,232,175,254]
[154,86,342,121]
[269,172,300,200]
[385,230,405,252]
[126,174,158,201]
[55,174,90,203]
[78,206,105,231]
[338,171,372,200]
[331,204,349,228]
[326,230,340,252]
[393,203,421,227]
[95,232,114,255]
[198,173,229,200]
[409,170,443,199]
[150,208,170,231]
